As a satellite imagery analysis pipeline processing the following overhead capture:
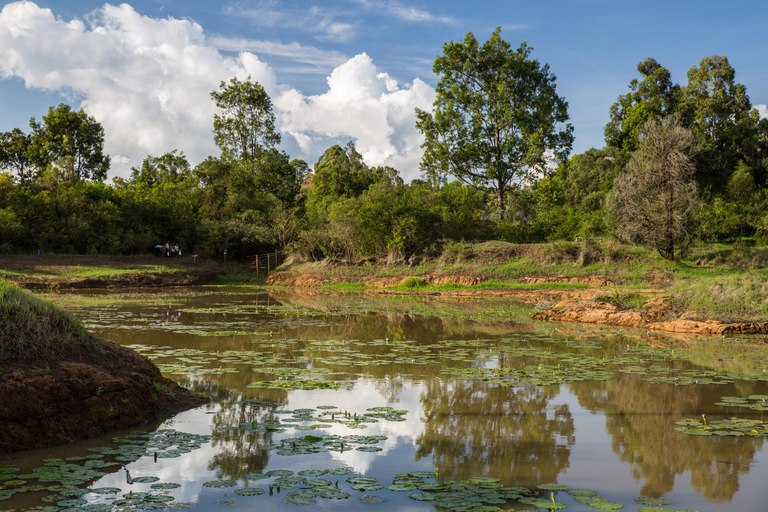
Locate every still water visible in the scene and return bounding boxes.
[2,286,767,512]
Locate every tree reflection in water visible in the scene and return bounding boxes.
[572,373,766,502]
[207,389,287,480]
[416,378,575,486]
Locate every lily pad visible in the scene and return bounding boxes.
[233,487,266,496]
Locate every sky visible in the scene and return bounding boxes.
[0,0,766,182]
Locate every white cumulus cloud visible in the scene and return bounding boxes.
[0,1,434,181]
[757,104,768,119]
[277,53,435,178]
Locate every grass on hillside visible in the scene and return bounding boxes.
[0,280,109,364]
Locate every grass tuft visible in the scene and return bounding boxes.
[0,280,109,364]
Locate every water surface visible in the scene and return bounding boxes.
[2,286,767,512]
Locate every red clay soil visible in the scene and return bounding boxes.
[0,343,209,455]
[532,298,768,336]
[0,255,218,289]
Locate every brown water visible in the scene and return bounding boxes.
[2,286,767,512]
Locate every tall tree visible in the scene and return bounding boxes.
[604,58,680,153]
[607,117,699,260]
[415,28,573,220]
[0,128,33,182]
[28,104,110,181]
[211,77,280,163]
[678,55,764,188]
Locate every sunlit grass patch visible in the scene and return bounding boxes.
[318,282,366,292]
[668,269,768,321]
[0,280,109,363]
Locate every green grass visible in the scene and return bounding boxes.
[0,263,194,281]
[385,279,590,292]
[594,290,649,310]
[318,282,367,292]
[0,280,110,364]
[667,267,768,321]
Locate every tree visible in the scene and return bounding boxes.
[28,104,110,181]
[306,142,387,215]
[211,77,280,163]
[678,55,764,188]
[415,28,573,220]
[129,150,191,187]
[0,128,33,182]
[604,58,680,153]
[607,117,699,260]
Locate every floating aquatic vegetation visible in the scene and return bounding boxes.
[232,487,266,496]
[715,395,768,411]
[675,417,768,437]
[202,479,237,488]
[247,379,350,390]
[635,496,671,505]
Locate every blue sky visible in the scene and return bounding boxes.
[1,0,766,181]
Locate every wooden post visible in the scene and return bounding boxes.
[267,253,270,271]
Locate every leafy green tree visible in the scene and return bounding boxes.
[128,150,191,187]
[607,117,700,260]
[678,55,765,188]
[306,142,386,215]
[251,149,306,207]
[0,128,33,182]
[28,104,110,181]
[415,28,573,220]
[211,77,280,163]
[604,58,680,153]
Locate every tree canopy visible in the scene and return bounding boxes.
[28,104,110,182]
[211,77,280,163]
[604,58,680,153]
[416,27,573,219]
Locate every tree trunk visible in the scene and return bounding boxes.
[496,183,506,221]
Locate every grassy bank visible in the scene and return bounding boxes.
[0,280,109,364]
[275,240,768,323]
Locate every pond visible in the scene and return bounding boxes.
[2,286,767,512]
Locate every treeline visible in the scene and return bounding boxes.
[1,34,767,261]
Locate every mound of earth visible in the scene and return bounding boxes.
[0,343,208,454]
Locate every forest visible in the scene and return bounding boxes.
[1,30,767,262]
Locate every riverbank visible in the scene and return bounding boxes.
[3,240,768,336]
[266,240,768,336]
[0,281,208,454]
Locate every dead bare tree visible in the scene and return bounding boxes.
[607,116,700,260]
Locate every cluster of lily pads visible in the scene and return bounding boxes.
[0,429,211,510]
[714,395,768,411]
[192,469,701,512]
[216,405,407,442]
[675,417,768,437]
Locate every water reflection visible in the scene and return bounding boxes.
[417,380,574,485]
[572,374,766,501]
[5,286,763,512]
[208,393,286,480]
